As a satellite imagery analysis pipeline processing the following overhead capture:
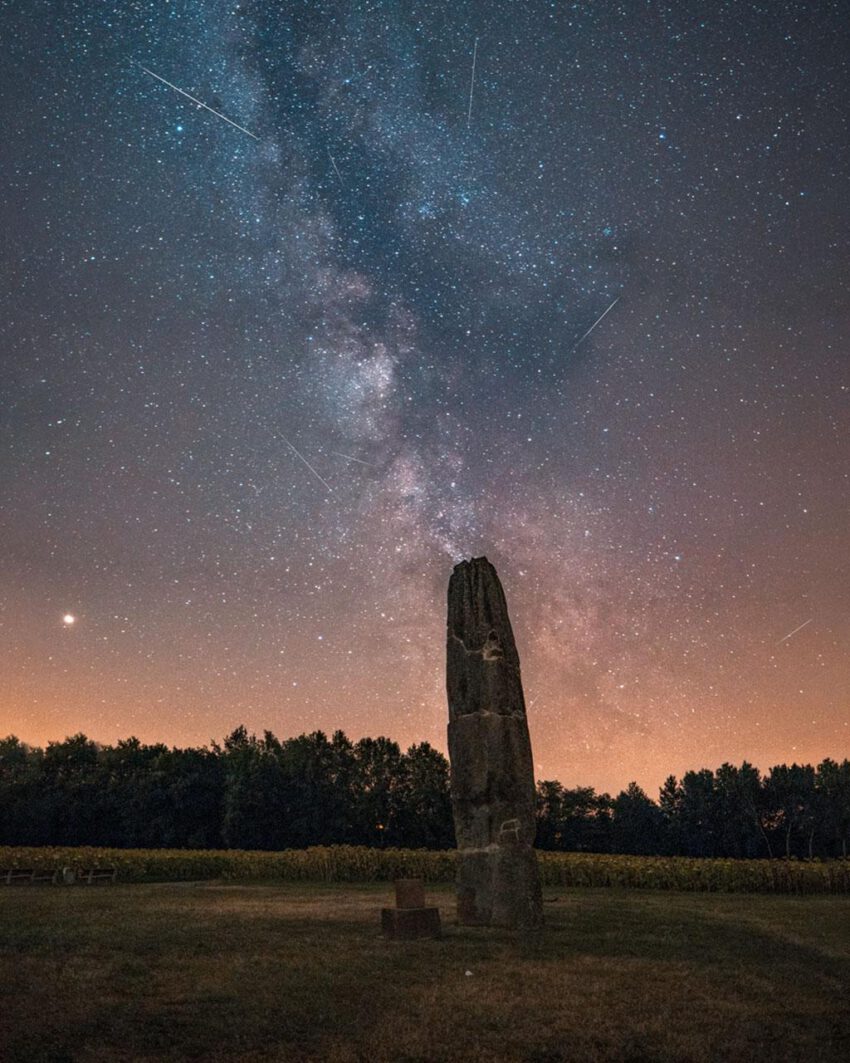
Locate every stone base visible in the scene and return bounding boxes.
[381,906,442,940]
[456,847,544,929]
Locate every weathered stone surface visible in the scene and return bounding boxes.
[448,714,537,849]
[446,557,543,929]
[447,558,525,723]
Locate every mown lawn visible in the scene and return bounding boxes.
[1,882,849,1062]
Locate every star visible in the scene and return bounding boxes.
[0,0,845,796]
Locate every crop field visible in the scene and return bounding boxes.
[1,881,849,1062]
[3,844,850,893]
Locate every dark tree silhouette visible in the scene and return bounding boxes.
[611,782,664,855]
[817,759,850,858]
[1,731,849,859]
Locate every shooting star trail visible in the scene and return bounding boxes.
[331,451,378,467]
[138,65,259,140]
[281,434,334,493]
[328,154,344,183]
[776,618,813,644]
[575,296,621,347]
[467,38,479,128]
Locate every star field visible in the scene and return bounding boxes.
[1,1,847,794]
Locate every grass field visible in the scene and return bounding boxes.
[2,884,849,1062]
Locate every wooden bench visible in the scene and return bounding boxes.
[1,869,57,885]
[1,867,118,885]
[31,869,58,884]
[77,868,117,884]
[2,869,35,884]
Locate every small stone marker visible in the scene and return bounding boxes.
[381,878,441,940]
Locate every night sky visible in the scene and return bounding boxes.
[2,1,847,795]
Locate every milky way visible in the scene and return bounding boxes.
[2,1,847,794]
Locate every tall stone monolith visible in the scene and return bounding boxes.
[446,556,544,929]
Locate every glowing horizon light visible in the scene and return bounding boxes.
[62,614,76,626]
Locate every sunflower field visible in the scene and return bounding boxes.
[2,845,850,893]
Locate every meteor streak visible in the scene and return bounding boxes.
[575,296,621,347]
[281,434,334,493]
[467,38,479,128]
[776,618,813,644]
[139,65,259,140]
[329,154,344,183]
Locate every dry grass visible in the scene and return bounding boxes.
[1,883,849,1062]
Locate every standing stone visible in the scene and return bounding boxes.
[446,556,544,929]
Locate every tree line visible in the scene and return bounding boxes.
[1,729,849,859]
[0,728,453,852]
[537,762,850,860]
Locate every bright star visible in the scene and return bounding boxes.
[62,614,76,626]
